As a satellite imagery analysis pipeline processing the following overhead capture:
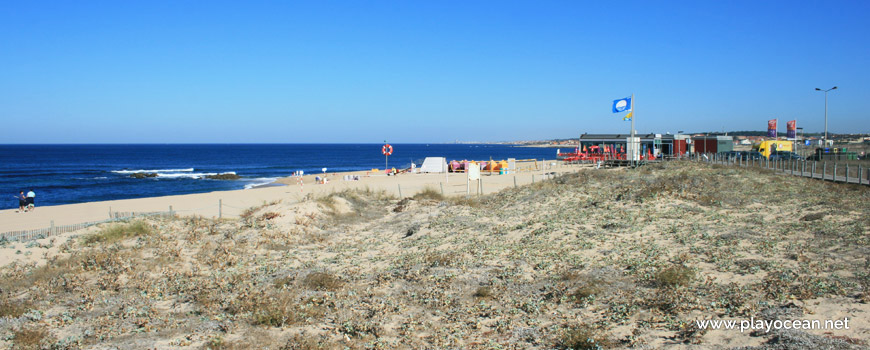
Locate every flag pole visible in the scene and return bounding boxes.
[630,93,636,167]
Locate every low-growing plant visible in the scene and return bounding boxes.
[473,286,492,298]
[12,326,54,350]
[274,276,294,289]
[0,299,29,318]
[260,212,281,220]
[676,320,709,344]
[251,293,302,327]
[569,284,604,305]
[302,271,343,291]
[558,323,614,350]
[655,265,695,288]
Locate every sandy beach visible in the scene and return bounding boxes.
[0,160,582,234]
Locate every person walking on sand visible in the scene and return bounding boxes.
[17,191,27,212]
[26,189,35,211]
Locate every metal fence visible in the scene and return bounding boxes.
[696,152,870,186]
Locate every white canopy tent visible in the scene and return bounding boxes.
[419,157,448,173]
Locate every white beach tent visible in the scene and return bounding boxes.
[419,157,448,173]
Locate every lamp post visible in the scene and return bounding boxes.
[815,86,837,147]
[796,127,804,157]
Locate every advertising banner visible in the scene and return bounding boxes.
[767,119,777,138]
[787,120,796,139]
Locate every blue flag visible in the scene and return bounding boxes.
[612,97,632,113]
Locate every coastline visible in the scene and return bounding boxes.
[0,160,580,234]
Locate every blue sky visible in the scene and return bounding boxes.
[1,1,867,143]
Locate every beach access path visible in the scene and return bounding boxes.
[0,161,588,233]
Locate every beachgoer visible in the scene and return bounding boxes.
[26,189,35,211]
[17,191,26,212]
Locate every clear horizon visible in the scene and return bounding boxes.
[2,1,868,144]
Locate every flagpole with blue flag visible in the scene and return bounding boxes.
[611,94,637,166]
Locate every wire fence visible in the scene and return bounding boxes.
[0,211,173,243]
[695,152,870,186]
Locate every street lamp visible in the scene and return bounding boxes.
[815,86,837,147]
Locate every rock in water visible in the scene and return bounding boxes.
[130,173,158,179]
[206,173,241,180]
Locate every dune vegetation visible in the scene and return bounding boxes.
[0,162,868,349]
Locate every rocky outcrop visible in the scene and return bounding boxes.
[205,173,241,180]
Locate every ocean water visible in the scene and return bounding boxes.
[0,144,561,209]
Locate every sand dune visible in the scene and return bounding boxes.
[0,161,581,234]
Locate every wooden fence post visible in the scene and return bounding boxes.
[833,163,838,182]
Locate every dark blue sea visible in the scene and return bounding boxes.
[0,144,561,209]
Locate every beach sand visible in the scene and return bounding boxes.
[0,160,584,234]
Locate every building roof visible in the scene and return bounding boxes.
[579,133,676,141]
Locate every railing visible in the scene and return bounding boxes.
[696,152,870,186]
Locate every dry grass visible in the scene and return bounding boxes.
[81,220,151,245]
[412,186,444,201]
[301,271,343,291]
[0,299,29,319]
[11,326,53,350]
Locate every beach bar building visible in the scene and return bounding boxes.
[692,136,733,153]
[578,133,689,158]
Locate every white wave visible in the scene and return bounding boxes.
[112,168,194,174]
[243,177,278,189]
[155,171,236,179]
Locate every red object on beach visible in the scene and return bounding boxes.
[382,144,393,156]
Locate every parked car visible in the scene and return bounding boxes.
[742,151,764,160]
[724,151,744,160]
[769,151,803,160]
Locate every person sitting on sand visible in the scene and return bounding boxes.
[17,191,27,212]
[26,189,35,211]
